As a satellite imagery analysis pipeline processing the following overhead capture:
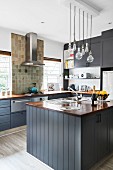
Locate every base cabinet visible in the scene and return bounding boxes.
[82,114,96,170]
[96,111,109,161]
[82,109,109,170]
[0,100,11,131]
[11,111,26,128]
[27,106,113,170]
[109,108,113,152]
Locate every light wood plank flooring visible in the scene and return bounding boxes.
[0,130,53,170]
[0,130,113,170]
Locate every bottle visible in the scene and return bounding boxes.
[91,85,97,106]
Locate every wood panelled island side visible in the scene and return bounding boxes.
[26,99,113,170]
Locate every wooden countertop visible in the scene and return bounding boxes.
[0,90,93,100]
[0,91,70,100]
[26,100,113,116]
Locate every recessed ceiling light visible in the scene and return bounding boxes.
[41,22,45,24]
[108,22,112,25]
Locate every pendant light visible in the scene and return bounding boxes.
[68,3,72,55]
[76,8,82,60]
[87,15,94,63]
[85,13,89,53]
[73,6,76,51]
[81,11,85,56]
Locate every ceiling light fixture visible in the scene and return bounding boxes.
[76,8,82,60]
[68,3,72,55]
[81,10,85,56]
[87,15,94,63]
[73,6,76,52]
[85,13,89,53]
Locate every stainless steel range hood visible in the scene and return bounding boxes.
[21,32,44,67]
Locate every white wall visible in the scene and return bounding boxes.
[0,27,26,51]
[0,27,64,59]
[0,26,64,88]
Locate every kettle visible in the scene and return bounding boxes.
[28,83,38,93]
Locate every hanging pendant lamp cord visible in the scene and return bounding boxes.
[83,11,84,44]
[90,15,92,50]
[79,8,80,47]
[86,13,88,43]
[74,6,76,43]
[70,3,71,45]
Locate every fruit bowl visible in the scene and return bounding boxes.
[96,91,109,100]
[98,94,109,100]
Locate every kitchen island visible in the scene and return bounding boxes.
[26,99,113,170]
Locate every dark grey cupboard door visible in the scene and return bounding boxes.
[96,111,109,161]
[109,108,113,152]
[102,38,113,67]
[81,114,96,170]
[11,111,26,128]
[74,38,101,68]
[90,42,101,67]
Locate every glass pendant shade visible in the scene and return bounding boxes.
[82,44,85,56]
[85,42,89,53]
[76,47,82,60]
[87,50,94,63]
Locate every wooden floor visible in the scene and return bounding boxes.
[0,130,113,170]
[0,130,53,170]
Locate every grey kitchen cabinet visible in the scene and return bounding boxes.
[109,108,113,152]
[74,37,101,68]
[82,113,97,170]
[101,29,113,67]
[0,100,11,131]
[82,109,109,170]
[101,37,113,67]
[89,41,101,67]
[11,111,26,128]
[95,110,109,161]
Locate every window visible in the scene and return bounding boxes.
[0,54,12,91]
[43,59,62,90]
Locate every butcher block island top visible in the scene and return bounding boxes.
[26,99,113,116]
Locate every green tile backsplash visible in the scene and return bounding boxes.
[11,33,44,94]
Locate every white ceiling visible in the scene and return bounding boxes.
[0,0,113,43]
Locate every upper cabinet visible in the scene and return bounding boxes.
[64,36,101,68]
[101,30,113,67]
[64,29,113,68]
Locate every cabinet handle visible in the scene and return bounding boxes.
[99,114,101,123]
[96,115,99,123]
[96,114,101,123]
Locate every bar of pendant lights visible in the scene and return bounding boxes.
[68,4,94,62]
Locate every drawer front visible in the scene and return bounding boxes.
[0,100,10,108]
[0,122,10,131]
[0,107,10,116]
[0,115,10,124]
[11,111,26,128]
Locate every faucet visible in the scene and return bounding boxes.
[68,87,78,100]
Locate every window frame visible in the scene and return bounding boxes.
[43,57,62,90]
[0,50,12,91]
